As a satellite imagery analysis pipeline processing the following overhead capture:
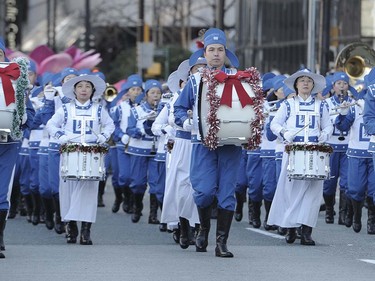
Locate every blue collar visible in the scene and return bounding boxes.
[75,101,93,110]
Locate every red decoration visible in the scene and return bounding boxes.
[0,63,20,106]
[201,67,264,150]
[214,71,254,108]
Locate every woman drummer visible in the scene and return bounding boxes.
[46,74,114,245]
[268,68,333,246]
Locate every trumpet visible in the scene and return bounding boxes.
[103,83,118,102]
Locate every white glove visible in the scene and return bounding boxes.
[163,125,175,136]
[121,134,130,145]
[283,130,295,143]
[339,107,349,116]
[318,132,327,143]
[183,119,192,131]
[44,88,56,100]
[58,135,69,144]
[96,134,107,144]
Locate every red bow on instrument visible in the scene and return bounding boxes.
[214,71,254,108]
[0,63,20,106]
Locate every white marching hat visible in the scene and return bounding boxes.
[62,74,106,100]
[284,68,326,94]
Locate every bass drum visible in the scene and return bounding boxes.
[198,79,256,146]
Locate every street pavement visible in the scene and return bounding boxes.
[2,183,375,281]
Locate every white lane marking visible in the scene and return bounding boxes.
[360,259,375,265]
[246,227,285,239]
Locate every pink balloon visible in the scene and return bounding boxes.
[29,45,55,65]
[38,53,73,74]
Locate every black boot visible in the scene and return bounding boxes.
[215,209,234,258]
[53,196,65,234]
[97,180,106,207]
[131,193,144,223]
[66,221,78,243]
[345,197,353,227]
[80,222,93,245]
[366,197,375,235]
[323,194,335,224]
[352,199,363,233]
[234,192,246,222]
[148,194,160,224]
[196,205,212,252]
[300,225,315,245]
[172,226,180,244]
[8,183,20,219]
[285,228,297,244]
[211,198,218,219]
[23,194,33,223]
[251,201,262,228]
[0,210,6,258]
[248,199,253,225]
[338,190,347,225]
[42,197,55,230]
[122,186,133,213]
[179,217,191,249]
[31,192,41,225]
[263,200,277,231]
[112,187,123,213]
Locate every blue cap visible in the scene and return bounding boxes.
[93,71,106,81]
[282,85,294,97]
[30,86,43,98]
[365,68,375,87]
[28,59,37,73]
[78,68,91,75]
[332,71,349,84]
[144,79,162,93]
[60,67,78,83]
[41,72,55,87]
[189,28,239,68]
[272,75,287,91]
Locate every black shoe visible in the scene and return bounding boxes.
[66,221,78,244]
[80,222,93,245]
[172,227,180,244]
[277,227,287,236]
[300,225,315,246]
[159,223,167,232]
[97,195,105,207]
[285,228,297,244]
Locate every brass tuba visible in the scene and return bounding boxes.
[103,83,118,102]
[335,42,375,90]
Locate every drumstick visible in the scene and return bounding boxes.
[86,124,100,138]
[291,122,310,138]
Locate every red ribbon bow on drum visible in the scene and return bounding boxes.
[0,63,20,106]
[214,71,254,108]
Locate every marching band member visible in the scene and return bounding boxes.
[111,74,143,214]
[174,28,243,258]
[126,80,162,224]
[38,68,78,234]
[336,95,372,234]
[259,75,286,231]
[0,37,35,258]
[323,72,356,225]
[46,74,114,245]
[268,69,333,246]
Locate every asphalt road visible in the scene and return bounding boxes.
[2,183,375,281]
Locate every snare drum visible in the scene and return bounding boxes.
[198,77,257,146]
[60,143,108,181]
[286,143,331,180]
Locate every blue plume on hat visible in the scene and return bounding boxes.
[144,79,162,93]
[322,75,333,97]
[262,72,276,91]
[189,27,239,68]
[93,71,106,81]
